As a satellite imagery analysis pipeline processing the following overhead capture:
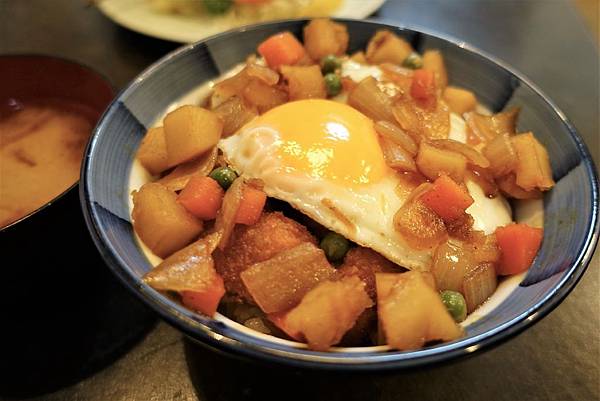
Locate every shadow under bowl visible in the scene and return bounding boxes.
[80,19,599,370]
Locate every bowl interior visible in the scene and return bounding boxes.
[0,55,114,230]
[81,19,598,369]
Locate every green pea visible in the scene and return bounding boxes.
[320,232,350,262]
[440,290,467,323]
[324,73,342,97]
[202,0,233,14]
[209,166,238,190]
[402,52,423,69]
[321,54,342,74]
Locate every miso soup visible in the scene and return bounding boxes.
[0,99,99,228]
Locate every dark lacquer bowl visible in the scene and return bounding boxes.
[80,19,599,370]
[0,56,156,396]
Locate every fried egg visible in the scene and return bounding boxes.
[219,65,511,270]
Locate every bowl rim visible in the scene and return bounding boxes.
[80,18,600,370]
[0,54,115,233]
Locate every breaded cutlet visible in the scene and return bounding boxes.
[214,211,317,303]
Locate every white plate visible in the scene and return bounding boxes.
[97,0,386,43]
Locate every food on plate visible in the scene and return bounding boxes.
[131,19,554,351]
[0,100,98,228]
[148,0,342,22]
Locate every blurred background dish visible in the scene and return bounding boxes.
[97,0,386,42]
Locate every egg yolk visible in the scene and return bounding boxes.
[245,99,387,185]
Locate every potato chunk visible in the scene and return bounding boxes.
[281,65,326,100]
[241,242,335,313]
[137,126,170,175]
[303,18,349,61]
[422,50,448,89]
[132,183,203,258]
[416,141,467,182]
[163,105,223,166]
[443,86,476,115]
[366,30,413,65]
[376,271,462,350]
[285,276,373,351]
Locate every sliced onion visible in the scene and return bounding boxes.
[143,231,222,293]
[240,242,336,314]
[431,239,477,292]
[157,147,218,191]
[246,63,280,86]
[466,168,498,198]
[462,262,497,313]
[213,96,258,137]
[430,139,490,168]
[482,133,518,177]
[379,136,416,172]
[347,76,395,122]
[375,120,418,156]
[465,107,520,144]
[497,174,543,200]
[214,177,244,250]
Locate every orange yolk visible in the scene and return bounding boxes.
[244,99,387,185]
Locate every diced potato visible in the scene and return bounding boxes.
[462,262,497,313]
[376,271,462,350]
[443,86,476,115]
[431,239,477,292]
[240,242,335,314]
[416,141,467,182]
[163,105,223,166]
[137,126,170,175]
[303,18,349,61]
[243,79,288,114]
[347,76,395,122]
[482,133,518,177]
[366,30,413,65]
[281,65,326,100]
[213,96,258,137]
[285,276,373,351]
[132,183,203,258]
[422,50,448,88]
[512,132,555,191]
[394,196,447,250]
[157,147,218,191]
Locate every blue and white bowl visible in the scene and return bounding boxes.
[80,19,599,370]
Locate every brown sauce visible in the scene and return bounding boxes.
[0,98,99,228]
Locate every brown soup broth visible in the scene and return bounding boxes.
[0,97,100,228]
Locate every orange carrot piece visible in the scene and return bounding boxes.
[177,176,224,220]
[495,223,543,275]
[258,32,306,69]
[421,174,474,221]
[180,275,226,317]
[235,186,267,225]
[410,69,436,103]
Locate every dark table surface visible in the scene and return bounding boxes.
[1,1,599,400]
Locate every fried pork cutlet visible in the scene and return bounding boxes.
[337,247,401,301]
[214,211,317,303]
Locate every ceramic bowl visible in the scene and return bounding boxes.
[80,19,599,370]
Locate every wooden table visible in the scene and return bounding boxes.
[1,1,598,400]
